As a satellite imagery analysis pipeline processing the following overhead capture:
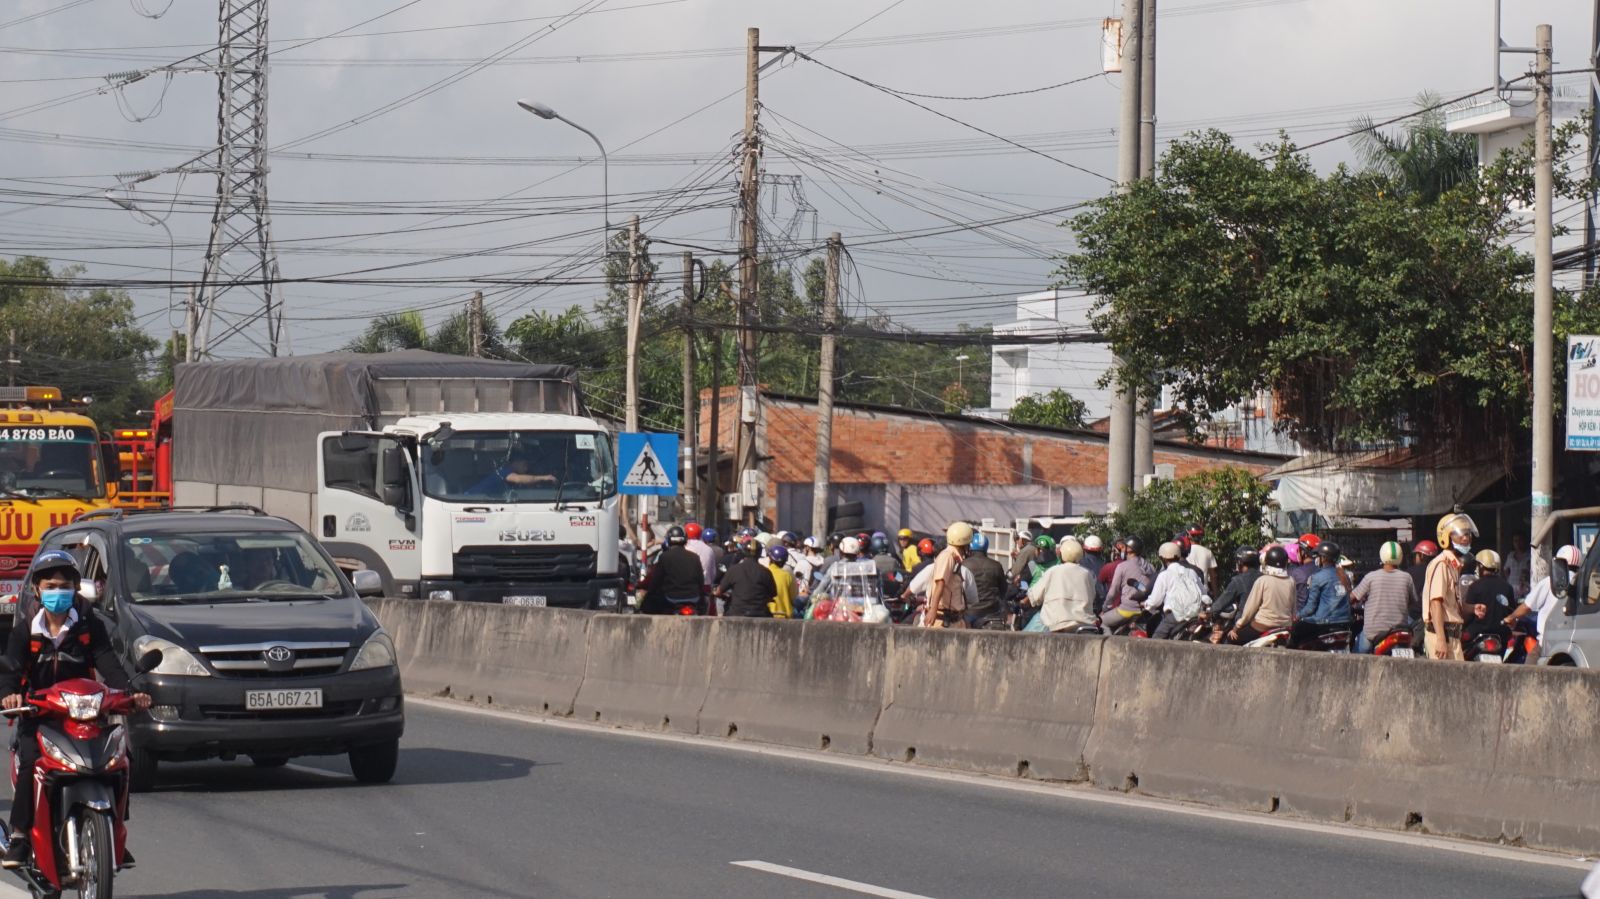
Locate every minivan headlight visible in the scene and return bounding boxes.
[349,632,396,671]
[132,636,211,677]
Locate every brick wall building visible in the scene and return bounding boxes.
[698,390,1289,535]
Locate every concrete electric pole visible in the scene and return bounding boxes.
[811,233,841,541]
[1532,23,1556,579]
[1107,0,1142,511]
[1133,0,1157,483]
[734,26,763,527]
[681,251,699,521]
[625,214,645,436]
[468,291,485,357]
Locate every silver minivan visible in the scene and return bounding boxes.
[1538,550,1600,667]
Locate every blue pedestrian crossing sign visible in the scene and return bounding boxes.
[617,432,678,496]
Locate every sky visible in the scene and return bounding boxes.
[0,0,1593,411]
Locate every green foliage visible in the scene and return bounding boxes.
[0,257,158,427]
[1008,389,1088,429]
[1077,467,1274,559]
[1350,92,1479,204]
[342,308,503,356]
[1060,119,1600,454]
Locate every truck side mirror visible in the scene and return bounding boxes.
[379,445,408,509]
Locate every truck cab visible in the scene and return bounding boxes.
[316,412,624,610]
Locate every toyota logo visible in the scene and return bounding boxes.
[263,646,293,663]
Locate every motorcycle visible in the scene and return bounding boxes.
[0,650,159,899]
[1243,623,1352,652]
[1462,630,1509,663]
[1370,624,1421,658]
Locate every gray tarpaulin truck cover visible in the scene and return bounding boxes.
[174,350,583,494]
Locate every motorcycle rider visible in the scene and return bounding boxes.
[1025,538,1098,632]
[1288,535,1318,609]
[1230,545,1296,644]
[1101,536,1156,629]
[1146,541,1209,639]
[0,551,152,868]
[683,522,718,591]
[1009,529,1038,589]
[870,534,905,598]
[923,522,973,627]
[1423,512,1478,661]
[1207,547,1262,642]
[1407,540,1439,619]
[961,532,1007,628]
[762,546,796,619]
[1350,541,1417,653]
[718,540,776,618]
[636,525,706,615]
[1462,549,1515,648]
[1502,544,1583,658]
[1295,542,1353,645]
[897,528,920,573]
[1185,525,1219,595]
[909,538,938,582]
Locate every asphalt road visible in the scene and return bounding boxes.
[0,700,1586,899]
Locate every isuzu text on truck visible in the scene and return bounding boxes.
[171,351,624,609]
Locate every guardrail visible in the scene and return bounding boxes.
[369,599,1600,855]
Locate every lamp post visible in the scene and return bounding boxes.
[516,99,610,250]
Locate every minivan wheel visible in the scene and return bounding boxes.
[127,741,158,794]
[348,739,399,784]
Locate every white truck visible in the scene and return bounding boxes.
[171,351,625,610]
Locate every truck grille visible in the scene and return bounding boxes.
[453,545,596,582]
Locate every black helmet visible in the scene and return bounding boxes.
[1234,547,1259,569]
[869,534,891,555]
[666,525,687,546]
[1122,535,1143,556]
[1315,542,1341,563]
[1264,545,1289,568]
[742,540,762,557]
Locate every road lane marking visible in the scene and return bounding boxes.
[408,696,1592,872]
[733,861,937,898]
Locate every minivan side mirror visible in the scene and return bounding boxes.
[351,569,383,598]
[134,649,164,675]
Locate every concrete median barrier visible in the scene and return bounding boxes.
[369,599,590,715]
[572,614,715,734]
[700,619,887,754]
[874,628,1102,781]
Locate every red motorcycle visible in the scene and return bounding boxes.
[0,651,159,899]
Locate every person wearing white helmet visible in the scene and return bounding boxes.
[1501,544,1583,660]
[1146,541,1208,639]
[1422,512,1479,660]
[790,536,820,599]
[1351,541,1417,653]
[924,522,973,627]
[1078,535,1108,613]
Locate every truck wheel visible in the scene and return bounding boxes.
[349,739,399,784]
[127,741,158,794]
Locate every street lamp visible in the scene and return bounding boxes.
[955,354,970,389]
[516,98,610,249]
[105,189,182,357]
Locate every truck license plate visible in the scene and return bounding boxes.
[245,689,323,711]
[505,596,547,608]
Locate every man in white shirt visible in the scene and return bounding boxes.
[1149,541,1208,639]
[1503,544,1582,660]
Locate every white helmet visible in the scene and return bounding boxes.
[839,536,861,556]
[803,535,819,549]
[1083,535,1104,552]
[1158,541,1182,562]
[1557,544,1584,567]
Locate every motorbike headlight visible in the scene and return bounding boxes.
[133,636,211,677]
[38,734,81,773]
[60,691,102,722]
[349,632,396,672]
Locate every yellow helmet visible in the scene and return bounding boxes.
[1435,512,1478,549]
[945,521,973,547]
[897,528,913,539]
[1474,549,1501,571]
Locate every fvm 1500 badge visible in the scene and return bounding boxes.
[499,529,555,543]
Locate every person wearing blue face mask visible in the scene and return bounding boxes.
[0,550,150,868]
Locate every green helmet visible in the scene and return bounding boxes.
[1034,535,1056,553]
[1378,541,1404,566]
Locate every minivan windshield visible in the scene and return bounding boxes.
[121,531,345,603]
[420,430,615,503]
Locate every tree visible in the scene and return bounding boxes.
[0,257,158,426]
[342,307,502,356]
[1059,121,1600,455]
[1350,92,1479,204]
[1077,467,1274,559]
[1008,389,1088,429]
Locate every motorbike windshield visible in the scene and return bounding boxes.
[421,430,616,504]
[0,424,105,500]
[121,531,346,603]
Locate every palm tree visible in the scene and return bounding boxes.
[343,309,503,355]
[1350,91,1479,204]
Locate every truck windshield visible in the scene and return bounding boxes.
[421,430,616,504]
[0,424,105,499]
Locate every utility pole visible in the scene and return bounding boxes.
[707,281,727,529]
[681,251,699,521]
[468,290,485,357]
[1532,23,1556,580]
[1107,0,1142,512]
[624,215,645,543]
[1584,0,1600,288]
[6,329,14,388]
[734,26,764,528]
[184,287,196,363]
[1132,0,1157,483]
[811,233,841,541]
